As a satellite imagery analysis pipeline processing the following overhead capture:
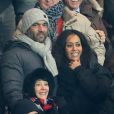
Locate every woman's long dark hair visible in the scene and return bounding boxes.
[53,29,98,69]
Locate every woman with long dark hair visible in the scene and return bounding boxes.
[53,29,114,114]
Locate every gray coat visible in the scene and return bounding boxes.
[0,41,44,110]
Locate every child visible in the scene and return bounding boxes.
[23,68,68,114]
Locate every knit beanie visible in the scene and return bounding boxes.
[22,8,49,33]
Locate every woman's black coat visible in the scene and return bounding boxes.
[57,65,113,114]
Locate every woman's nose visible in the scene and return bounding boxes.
[72,45,77,50]
[41,85,45,89]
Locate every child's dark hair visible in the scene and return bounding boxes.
[23,68,55,98]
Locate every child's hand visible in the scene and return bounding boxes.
[28,111,38,114]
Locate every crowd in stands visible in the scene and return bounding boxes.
[0,0,114,114]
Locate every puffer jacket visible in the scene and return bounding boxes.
[0,0,12,13]
[0,41,44,111]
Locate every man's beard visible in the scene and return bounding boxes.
[26,30,47,43]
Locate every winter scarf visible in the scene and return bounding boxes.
[31,97,57,111]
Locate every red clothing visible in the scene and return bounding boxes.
[57,17,63,37]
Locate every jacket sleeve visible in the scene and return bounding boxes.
[13,99,43,114]
[74,65,112,101]
[0,51,24,110]
[87,26,106,65]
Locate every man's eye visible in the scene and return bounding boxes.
[43,23,48,26]
[32,23,48,27]
[32,23,39,26]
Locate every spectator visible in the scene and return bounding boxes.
[21,68,59,114]
[35,0,64,40]
[53,29,114,114]
[0,8,58,113]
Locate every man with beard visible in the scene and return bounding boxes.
[0,8,58,114]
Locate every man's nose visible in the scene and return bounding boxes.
[38,25,44,31]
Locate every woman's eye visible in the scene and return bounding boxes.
[36,83,40,86]
[45,84,48,86]
[66,44,73,48]
[75,43,81,47]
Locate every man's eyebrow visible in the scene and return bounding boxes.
[32,22,48,25]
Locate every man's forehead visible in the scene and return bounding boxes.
[34,20,48,24]
[71,0,82,1]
